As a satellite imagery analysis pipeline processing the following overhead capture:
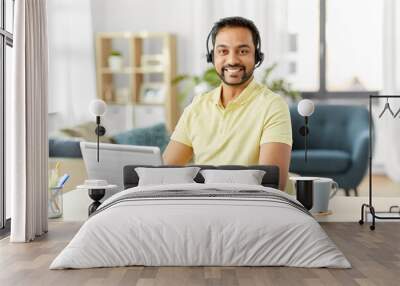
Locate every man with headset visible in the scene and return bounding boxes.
[163,16,292,190]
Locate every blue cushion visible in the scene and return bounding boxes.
[112,123,170,152]
[49,138,82,158]
[290,150,351,174]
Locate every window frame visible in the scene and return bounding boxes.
[301,0,379,99]
[0,0,13,235]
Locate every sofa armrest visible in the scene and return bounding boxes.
[341,129,369,188]
[351,130,369,161]
[345,108,369,153]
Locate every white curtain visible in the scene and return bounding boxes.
[381,0,400,182]
[9,0,49,242]
[47,0,97,128]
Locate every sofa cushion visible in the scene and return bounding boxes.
[112,123,169,152]
[290,150,351,174]
[49,138,82,158]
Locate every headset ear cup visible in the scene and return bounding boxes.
[207,49,214,63]
[256,52,265,67]
[259,52,264,65]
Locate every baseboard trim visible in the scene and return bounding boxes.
[372,164,386,175]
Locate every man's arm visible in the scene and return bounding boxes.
[162,140,193,165]
[259,142,292,191]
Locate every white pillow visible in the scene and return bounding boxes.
[200,169,266,185]
[135,167,201,186]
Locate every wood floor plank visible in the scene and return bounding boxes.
[117,267,142,286]
[204,267,221,279]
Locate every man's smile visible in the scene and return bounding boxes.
[222,65,245,77]
[224,66,244,72]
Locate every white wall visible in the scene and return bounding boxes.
[90,0,212,77]
[47,0,97,133]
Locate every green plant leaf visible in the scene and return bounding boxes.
[110,50,122,56]
[171,75,189,85]
[202,68,221,87]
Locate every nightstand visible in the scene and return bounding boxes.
[62,185,118,221]
[77,184,118,216]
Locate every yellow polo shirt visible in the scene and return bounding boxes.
[171,79,292,165]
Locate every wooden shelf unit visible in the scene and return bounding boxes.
[95,32,178,130]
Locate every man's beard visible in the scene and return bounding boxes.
[217,64,254,86]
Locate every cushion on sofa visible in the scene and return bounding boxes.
[112,123,169,152]
[290,150,351,174]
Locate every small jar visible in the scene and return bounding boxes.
[48,187,63,219]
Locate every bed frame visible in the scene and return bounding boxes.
[123,165,279,189]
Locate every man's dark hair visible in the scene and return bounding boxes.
[210,16,260,49]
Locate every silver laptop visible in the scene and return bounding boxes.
[80,142,163,195]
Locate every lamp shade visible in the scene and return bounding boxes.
[89,99,107,116]
[297,99,315,117]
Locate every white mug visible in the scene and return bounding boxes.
[310,177,338,213]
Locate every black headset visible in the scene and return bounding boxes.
[205,24,264,68]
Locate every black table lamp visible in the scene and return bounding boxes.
[89,99,107,162]
[297,99,315,163]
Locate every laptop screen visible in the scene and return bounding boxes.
[80,142,163,193]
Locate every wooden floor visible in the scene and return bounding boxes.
[1,222,400,286]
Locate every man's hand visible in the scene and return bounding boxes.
[259,142,292,191]
[162,140,193,165]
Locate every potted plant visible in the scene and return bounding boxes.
[108,50,123,71]
[172,67,221,108]
[260,63,301,103]
[173,63,301,109]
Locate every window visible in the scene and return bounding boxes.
[287,0,319,92]
[288,0,382,98]
[1,0,14,234]
[326,0,382,91]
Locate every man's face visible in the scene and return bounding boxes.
[213,27,256,86]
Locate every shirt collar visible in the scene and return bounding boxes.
[212,79,260,107]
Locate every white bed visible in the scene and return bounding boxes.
[50,183,351,269]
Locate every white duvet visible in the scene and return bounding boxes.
[50,183,351,269]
